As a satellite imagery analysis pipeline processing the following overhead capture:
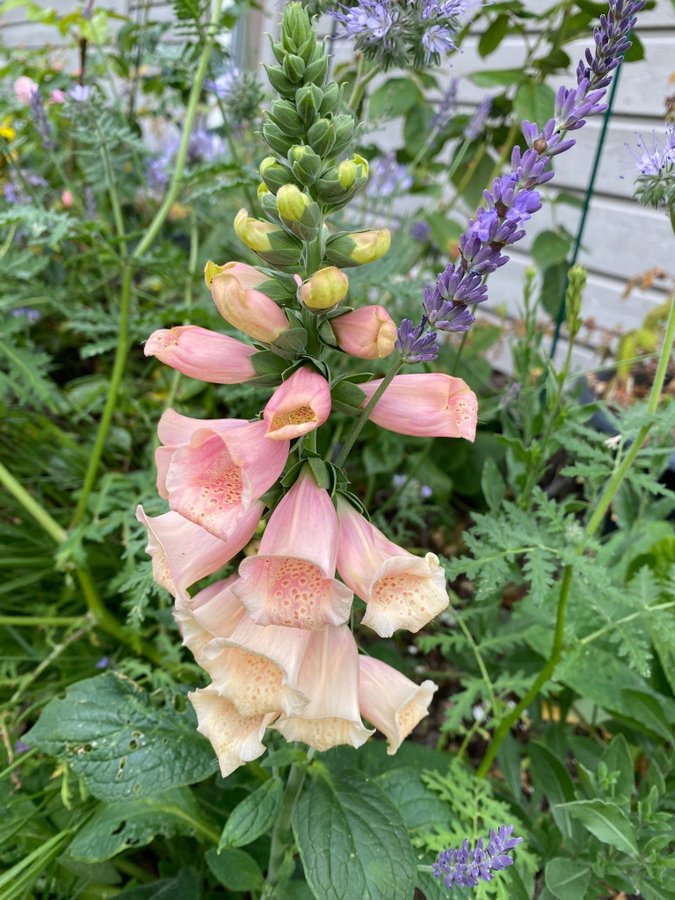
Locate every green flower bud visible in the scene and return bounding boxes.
[325,230,391,267]
[257,182,271,201]
[268,100,305,138]
[264,64,296,99]
[262,121,295,156]
[277,184,321,241]
[295,84,323,127]
[234,208,303,266]
[307,117,336,156]
[303,53,328,88]
[289,144,322,186]
[299,266,349,311]
[259,189,283,225]
[296,34,318,65]
[281,2,311,50]
[319,82,340,116]
[260,156,295,194]
[331,114,356,157]
[283,53,306,84]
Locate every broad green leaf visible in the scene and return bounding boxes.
[369,78,422,119]
[24,673,217,800]
[114,870,200,900]
[404,104,435,157]
[529,742,576,840]
[206,847,263,892]
[481,457,506,511]
[600,734,634,802]
[531,230,572,271]
[478,14,510,57]
[545,858,591,900]
[470,68,524,88]
[557,800,639,856]
[514,81,556,126]
[219,777,284,849]
[624,33,645,62]
[620,690,674,744]
[69,788,211,863]
[375,768,449,833]
[292,767,417,900]
[426,213,463,252]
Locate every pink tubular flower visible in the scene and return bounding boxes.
[14,76,38,104]
[189,688,276,778]
[234,468,353,629]
[211,272,289,343]
[336,497,449,637]
[330,305,397,359]
[273,626,373,751]
[358,656,437,755]
[144,325,257,384]
[136,506,260,601]
[206,260,268,291]
[50,89,66,103]
[359,373,477,441]
[173,576,241,663]
[156,410,289,541]
[263,367,331,441]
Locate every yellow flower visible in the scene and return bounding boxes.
[0,118,16,141]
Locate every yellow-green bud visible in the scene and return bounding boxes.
[289,144,322,185]
[299,266,349,310]
[234,208,276,252]
[276,184,311,222]
[257,183,271,201]
[259,156,295,194]
[325,229,391,267]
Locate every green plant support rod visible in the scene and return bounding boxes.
[477,297,675,778]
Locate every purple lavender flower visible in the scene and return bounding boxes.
[464,95,492,140]
[396,317,439,362]
[410,220,432,242]
[366,151,412,198]
[30,89,56,149]
[11,307,41,323]
[433,825,523,889]
[204,66,241,99]
[68,84,91,103]
[431,78,458,132]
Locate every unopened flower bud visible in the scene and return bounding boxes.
[211,273,289,343]
[319,82,340,116]
[268,99,304,137]
[331,305,397,359]
[283,53,306,84]
[262,121,295,155]
[307,117,336,156]
[325,229,391,267]
[257,182,271,201]
[295,84,322,126]
[281,2,312,50]
[331,114,356,156]
[234,208,303,266]
[264,64,296,99]
[204,260,267,291]
[299,266,349,311]
[260,156,295,194]
[289,144,322,185]
[276,184,321,241]
[303,53,328,88]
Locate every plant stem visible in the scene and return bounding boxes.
[266,762,308,888]
[348,56,377,113]
[0,616,84,626]
[334,357,404,468]
[0,461,67,543]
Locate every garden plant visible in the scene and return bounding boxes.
[1,0,674,898]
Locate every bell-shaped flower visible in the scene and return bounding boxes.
[156,410,289,541]
[173,575,242,663]
[189,687,276,779]
[210,272,289,343]
[263,367,331,441]
[359,373,477,441]
[234,468,353,629]
[331,305,397,359]
[358,656,437,755]
[136,506,260,601]
[144,325,257,384]
[273,626,373,751]
[336,497,449,637]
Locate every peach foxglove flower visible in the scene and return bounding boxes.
[189,688,276,778]
[336,496,449,637]
[204,260,267,291]
[331,305,397,359]
[234,469,353,629]
[358,656,437,755]
[156,411,289,541]
[144,325,257,384]
[263,367,331,441]
[136,506,261,601]
[273,626,373,751]
[173,575,242,663]
[210,272,289,343]
[359,373,477,441]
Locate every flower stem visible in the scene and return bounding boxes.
[266,762,308,888]
[0,461,67,544]
[348,56,377,113]
[478,296,675,777]
[334,357,404,469]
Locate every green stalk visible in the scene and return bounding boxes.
[266,763,308,888]
[0,616,83,626]
[348,56,377,113]
[0,461,67,543]
[334,357,404,468]
[477,297,675,777]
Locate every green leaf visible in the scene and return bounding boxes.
[219,777,283,849]
[545,858,591,900]
[620,690,674,744]
[272,327,308,355]
[69,788,210,862]
[332,379,367,416]
[529,742,576,840]
[292,767,417,900]
[470,68,524,88]
[24,673,217,800]
[557,800,639,856]
[404,104,435,157]
[624,32,644,62]
[369,78,422,119]
[600,734,634,802]
[478,14,510,56]
[481,457,506,511]
[531,231,572,271]
[514,81,556,126]
[206,847,263,892]
[114,870,200,900]
[426,214,463,251]
[375,768,449,833]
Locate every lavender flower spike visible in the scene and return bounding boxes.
[433,825,523,889]
[396,317,439,363]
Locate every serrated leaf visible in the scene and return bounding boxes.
[206,847,263,891]
[219,777,284,849]
[292,768,417,900]
[375,768,449,833]
[545,858,591,900]
[24,673,217,800]
[556,800,639,856]
[69,788,209,862]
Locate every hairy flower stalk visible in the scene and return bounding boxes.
[398,0,646,363]
[140,3,478,792]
